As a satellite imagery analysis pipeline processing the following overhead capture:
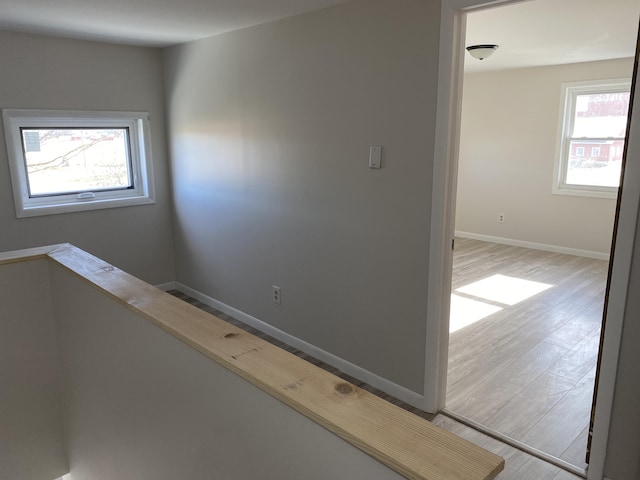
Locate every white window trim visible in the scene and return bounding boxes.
[552,78,631,199]
[2,109,156,218]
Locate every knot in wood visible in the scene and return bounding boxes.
[224,333,238,339]
[101,266,115,272]
[335,383,354,395]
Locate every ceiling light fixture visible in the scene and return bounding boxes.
[466,44,499,60]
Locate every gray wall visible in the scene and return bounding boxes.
[49,263,404,480]
[457,58,633,255]
[0,31,175,284]
[164,0,439,394]
[0,259,66,480]
[606,208,640,479]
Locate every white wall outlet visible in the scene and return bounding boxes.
[272,285,281,305]
[498,213,505,223]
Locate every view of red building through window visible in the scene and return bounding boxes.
[566,91,630,188]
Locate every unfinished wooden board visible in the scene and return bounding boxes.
[8,243,503,480]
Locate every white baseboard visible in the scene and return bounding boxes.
[155,281,179,291]
[175,282,425,409]
[455,231,610,261]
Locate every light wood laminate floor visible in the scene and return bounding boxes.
[447,238,608,471]
[170,287,585,479]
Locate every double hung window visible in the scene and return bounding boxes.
[554,79,631,198]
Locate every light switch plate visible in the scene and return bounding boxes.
[369,145,382,169]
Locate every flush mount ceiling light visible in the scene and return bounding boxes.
[466,44,499,60]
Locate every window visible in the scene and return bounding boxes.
[553,79,631,198]
[2,109,155,217]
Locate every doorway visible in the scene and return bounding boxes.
[425,0,640,477]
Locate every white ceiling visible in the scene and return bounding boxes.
[0,0,638,72]
[0,0,352,47]
[465,0,640,73]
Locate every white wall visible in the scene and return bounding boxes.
[49,263,404,480]
[164,0,440,394]
[0,31,175,284]
[0,259,66,480]
[602,53,640,480]
[456,58,634,255]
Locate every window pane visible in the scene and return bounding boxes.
[573,92,630,138]
[566,140,623,187]
[21,128,132,196]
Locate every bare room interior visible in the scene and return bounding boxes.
[1,1,640,480]
[446,0,639,475]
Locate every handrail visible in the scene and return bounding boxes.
[8,244,504,480]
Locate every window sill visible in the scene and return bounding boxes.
[552,185,618,200]
[15,195,155,218]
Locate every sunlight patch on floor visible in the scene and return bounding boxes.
[455,274,554,306]
[449,294,503,333]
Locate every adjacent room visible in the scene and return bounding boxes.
[447,0,639,474]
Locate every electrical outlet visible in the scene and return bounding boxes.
[272,285,281,305]
[499,213,505,223]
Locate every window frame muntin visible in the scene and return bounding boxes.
[2,109,155,217]
[553,78,631,199]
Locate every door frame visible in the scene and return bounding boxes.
[424,1,640,478]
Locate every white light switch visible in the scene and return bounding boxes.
[369,145,382,169]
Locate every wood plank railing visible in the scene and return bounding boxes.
[2,244,504,480]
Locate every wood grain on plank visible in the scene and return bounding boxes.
[32,243,504,480]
